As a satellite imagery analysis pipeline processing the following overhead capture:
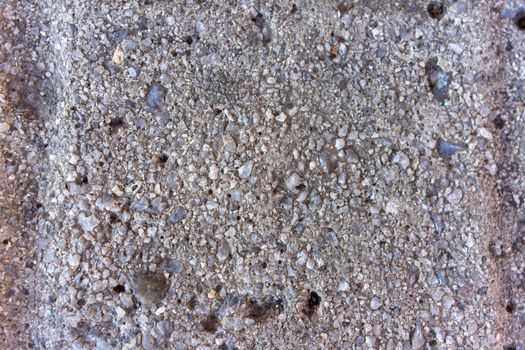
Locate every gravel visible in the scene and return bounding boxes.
[237,160,253,179]
[436,137,466,157]
[411,323,425,349]
[147,83,167,110]
[168,207,187,224]
[425,57,452,103]
[370,296,382,310]
[1,0,523,349]
[131,272,169,308]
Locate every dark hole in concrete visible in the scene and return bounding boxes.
[74,175,88,185]
[187,296,196,310]
[2,239,9,245]
[308,291,321,307]
[506,300,516,313]
[184,36,193,45]
[295,183,306,190]
[251,12,265,28]
[245,296,283,322]
[493,115,505,129]
[109,213,119,223]
[303,291,321,317]
[200,314,220,333]
[337,0,354,15]
[427,1,445,20]
[109,117,124,129]
[158,154,169,163]
[515,10,525,30]
[113,284,125,293]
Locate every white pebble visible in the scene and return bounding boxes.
[78,214,100,232]
[370,296,382,310]
[225,227,236,237]
[335,138,345,150]
[217,239,230,261]
[448,43,463,55]
[411,323,425,349]
[0,122,10,134]
[393,151,410,169]
[196,21,206,34]
[209,164,219,180]
[115,306,126,319]
[276,112,287,122]
[165,16,175,26]
[238,160,253,179]
[446,188,463,205]
[478,127,493,140]
[285,173,302,191]
[337,281,349,292]
[112,46,124,65]
[92,279,108,293]
[442,295,455,309]
[67,254,81,268]
[385,200,398,214]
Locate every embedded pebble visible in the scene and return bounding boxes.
[162,259,183,273]
[157,320,173,338]
[131,272,169,307]
[2,2,520,349]
[209,164,219,180]
[147,83,167,109]
[128,67,139,78]
[337,281,349,292]
[370,297,382,310]
[393,151,410,169]
[78,214,100,232]
[447,189,463,205]
[425,58,452,103]
[238,160,253,179]
[112,46,124,65]
[285,173,302,192]
[217,239,231,261]
[142,331,154,350]
[436,138,466,158]
[335,138,345,150]
[155,111,169,126]
[411,323,425,349]
[67,254,81,268]
[92,279,108,293]
[275,112,287,122]
[168,208,187,224]
[0,122,10,134]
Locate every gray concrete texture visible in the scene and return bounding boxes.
[0,0,524,349]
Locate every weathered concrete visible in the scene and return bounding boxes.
[1,1,524,349]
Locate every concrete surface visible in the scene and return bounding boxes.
[1,0,524,349]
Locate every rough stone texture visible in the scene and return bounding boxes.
[0,0,524,349]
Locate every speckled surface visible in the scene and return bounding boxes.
[1,1,524,349]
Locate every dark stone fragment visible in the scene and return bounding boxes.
[425,58,452,103]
